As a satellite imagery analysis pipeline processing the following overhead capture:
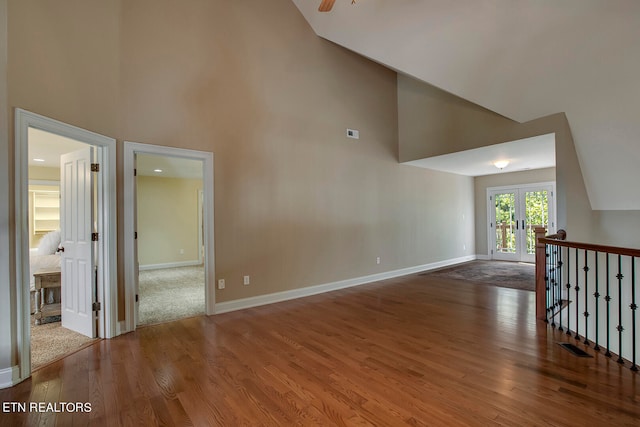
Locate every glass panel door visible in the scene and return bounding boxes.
[493,191,518,260]
[524,190,549,260]
[489,184,555,262]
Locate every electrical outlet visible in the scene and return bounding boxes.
[376,257,381,265]
[243,275,250,285]
[179,248,184,255]
[218,279,225,289]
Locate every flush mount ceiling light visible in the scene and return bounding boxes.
[493,160,509,170]
[33,158,45,162]
[153,169,163,173]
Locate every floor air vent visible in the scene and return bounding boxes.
[558,343,593,358]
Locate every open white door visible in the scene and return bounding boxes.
[60,147,96,338]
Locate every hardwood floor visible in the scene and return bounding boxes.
[2,273,639,426]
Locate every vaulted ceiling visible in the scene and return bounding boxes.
[293,0,640,210]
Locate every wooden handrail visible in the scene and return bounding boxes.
[535,226,640,322]
[535,227,640,369]
[539,234,640,258]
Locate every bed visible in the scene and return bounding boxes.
[29,230,62,322]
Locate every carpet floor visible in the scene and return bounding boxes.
[422,260,535,291]
[30,315,96,370]
[138,266,205,325]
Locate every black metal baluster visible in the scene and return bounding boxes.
[566,246,572,336]
[551,245,559,328]
[575,248,580,340]
[558,246,564,332]
[617,254,624,364]
[546,245,552,323]
[549,245,558,328]
[630,257,637,371]
[605,254,612,357]
[583,250,590,346]
[593,252,600,351]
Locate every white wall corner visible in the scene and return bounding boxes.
[215,255,477,315]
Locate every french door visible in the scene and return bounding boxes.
[489,183,555,263]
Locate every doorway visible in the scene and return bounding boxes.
[135,153,205,325]
[14,109,117,380]
[123,142,215,332]
[488,182,556,262]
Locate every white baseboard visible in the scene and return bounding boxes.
[214,255,476,315]
[475,254,491,260]
[116,320,127,336]
[139,260,202,271]
[0,365,19,389]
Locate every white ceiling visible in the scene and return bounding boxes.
[404,133,555,177]
[28,128,87,168]
[136,154,203,179]
[293,0,640,210]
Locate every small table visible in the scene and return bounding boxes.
[33,269,61,325]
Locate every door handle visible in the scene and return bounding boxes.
[56,246,64,253]
[522,220,525,230]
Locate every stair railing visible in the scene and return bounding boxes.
[535,227,640,371]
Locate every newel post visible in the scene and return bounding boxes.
[535,227,547,322]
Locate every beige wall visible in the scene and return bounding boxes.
[398,74,595,243]
[4,0,475,328]
[591,211,640,248]
[398,76,520,162]
[28,165,59,182]
[0,0,11,372]
[474,168,556,256]
[137,176,202,267]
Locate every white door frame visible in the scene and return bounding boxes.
[14,109,117,381]
[487,181,556,262]
[123,142,215,332]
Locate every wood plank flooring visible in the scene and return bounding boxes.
[2,272,639,426]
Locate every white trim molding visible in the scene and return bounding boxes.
[123,142,215,334]
[138,261,203,271]
[215,255,476,314]
[14,109,118,385]
[0,366,19,389]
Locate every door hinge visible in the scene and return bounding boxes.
[134,231,138,239]
[134,168,137,177]
[92,301,101,311]
[491,249,494,254]
[91,163,100,172]
[135,294,139,303]
[92,232,99,241]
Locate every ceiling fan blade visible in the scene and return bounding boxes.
[318,0,336,12]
